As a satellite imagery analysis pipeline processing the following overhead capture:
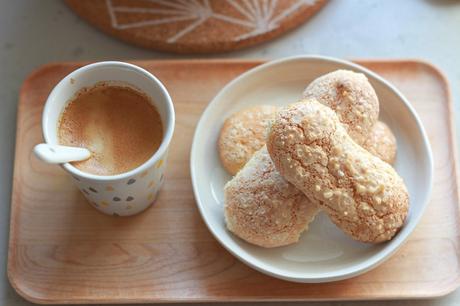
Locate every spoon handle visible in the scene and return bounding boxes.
[33,144,91,164]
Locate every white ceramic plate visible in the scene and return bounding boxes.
[190,55,433,283]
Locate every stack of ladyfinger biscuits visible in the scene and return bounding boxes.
[219,70,408,248]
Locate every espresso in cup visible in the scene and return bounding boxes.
[58,83,163,175]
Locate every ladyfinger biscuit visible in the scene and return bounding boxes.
[219,105,279,175]
[267,100,409,243]
[303,70,379,145]
[224,146,319,248]
[362,121,397,164]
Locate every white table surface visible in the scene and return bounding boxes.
[1,0,460,305]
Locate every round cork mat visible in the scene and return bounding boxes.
[66,0,328,54]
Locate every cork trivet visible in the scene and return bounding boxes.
[65,0,328,54]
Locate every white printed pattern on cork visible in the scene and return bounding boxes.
[73,156,166,216]
[106,0,318,43]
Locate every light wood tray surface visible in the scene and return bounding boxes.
[8,60,459,304]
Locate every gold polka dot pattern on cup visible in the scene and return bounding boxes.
[140,170,149,178]
[126,205,132,210]
[106,186,114,191]
[148,193,154,201]
[155,159,163,169]
[148,180,155,188]
[101,201,109,207]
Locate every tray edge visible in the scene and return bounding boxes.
[7,59,460,304]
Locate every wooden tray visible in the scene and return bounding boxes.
[8,60,460,304]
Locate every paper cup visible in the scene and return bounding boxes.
[41,61,175,216]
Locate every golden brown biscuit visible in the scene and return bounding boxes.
[362,121,397,164]
[303,69,379,144]
[224,146,319,248]
[219,105,279,175]
[267,100,409,243]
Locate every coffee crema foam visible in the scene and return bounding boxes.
[58,84,163,175]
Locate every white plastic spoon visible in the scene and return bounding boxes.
[33,143,91,164]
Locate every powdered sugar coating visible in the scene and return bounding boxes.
[362,121,397,164]
[303,69,379,144]
[267,100,409,243]
[219,105,279,175]
[224,146,319,248]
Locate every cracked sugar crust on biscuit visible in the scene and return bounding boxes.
[224,145,319,248]
[303,69,379,145]
[267,100,409,243]
[362,121,397,164]
[219,105,279,175]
